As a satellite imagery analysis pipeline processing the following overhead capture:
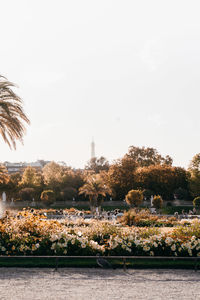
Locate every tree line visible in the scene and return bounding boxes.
[0,146,199,205]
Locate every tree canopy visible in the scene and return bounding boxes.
[125,146,173,167]
[85,156,110,173]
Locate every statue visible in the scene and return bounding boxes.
[10,198,14,206]
[2,192,6,202]
[150,195,154,207]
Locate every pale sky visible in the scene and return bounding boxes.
[0,0,200,168]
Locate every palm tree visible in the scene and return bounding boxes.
[0,76,30,149]
[79,174,112,213]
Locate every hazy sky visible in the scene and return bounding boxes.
[0,0,200,168]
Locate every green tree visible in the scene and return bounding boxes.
[0,76,30,148]
[125,146,173,167]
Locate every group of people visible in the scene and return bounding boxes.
[174,207,197,219]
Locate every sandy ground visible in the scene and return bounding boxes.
[0,268,200,300]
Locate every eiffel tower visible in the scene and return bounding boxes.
[91,138,95,159]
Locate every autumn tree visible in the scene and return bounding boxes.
[61,168,84,191]
[60,187,77,201]
[42,161,64,191]
[0,165,10,194]
[188,153,200,197]
[125,189,143,207]
[6,172,22,199]
[125,146,173,167]
[19,187,35,201]
[135,165,189,200]
[189,153,200,171]
[20,166,43,188]
[0,165,9,185]
[85,156,110,173]
[19,166,43,199]
[106,157,138,200]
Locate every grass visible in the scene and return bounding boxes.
[161,205,193,215]
[0,257,199,269]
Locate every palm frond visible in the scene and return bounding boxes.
[0,76,30,149]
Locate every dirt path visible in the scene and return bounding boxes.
[0,268,200,300]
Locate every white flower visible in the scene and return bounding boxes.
[165,237,173,245]
[126,247,132,253]
[171,244,176,252]
[143,245,150,252]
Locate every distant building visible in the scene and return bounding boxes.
[3,160,49,174]
[4,162,25,174]
[91,138,95,159]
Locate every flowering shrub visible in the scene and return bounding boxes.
[119,209,177,227]
[0,210,200,257]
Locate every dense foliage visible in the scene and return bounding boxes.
[0,148,199,204]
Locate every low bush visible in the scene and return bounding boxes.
[41,190,55,204]
[193,196,200,208]
[19,188,35,201]
[153,195,163,209]
[125,190,143,207]
[119,209,178,227]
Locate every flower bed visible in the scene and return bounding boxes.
[119,209,179,227]
[0,210,200,257]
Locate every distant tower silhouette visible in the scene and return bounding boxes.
[91,138,95,159]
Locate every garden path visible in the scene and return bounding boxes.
[0,268,200,299]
